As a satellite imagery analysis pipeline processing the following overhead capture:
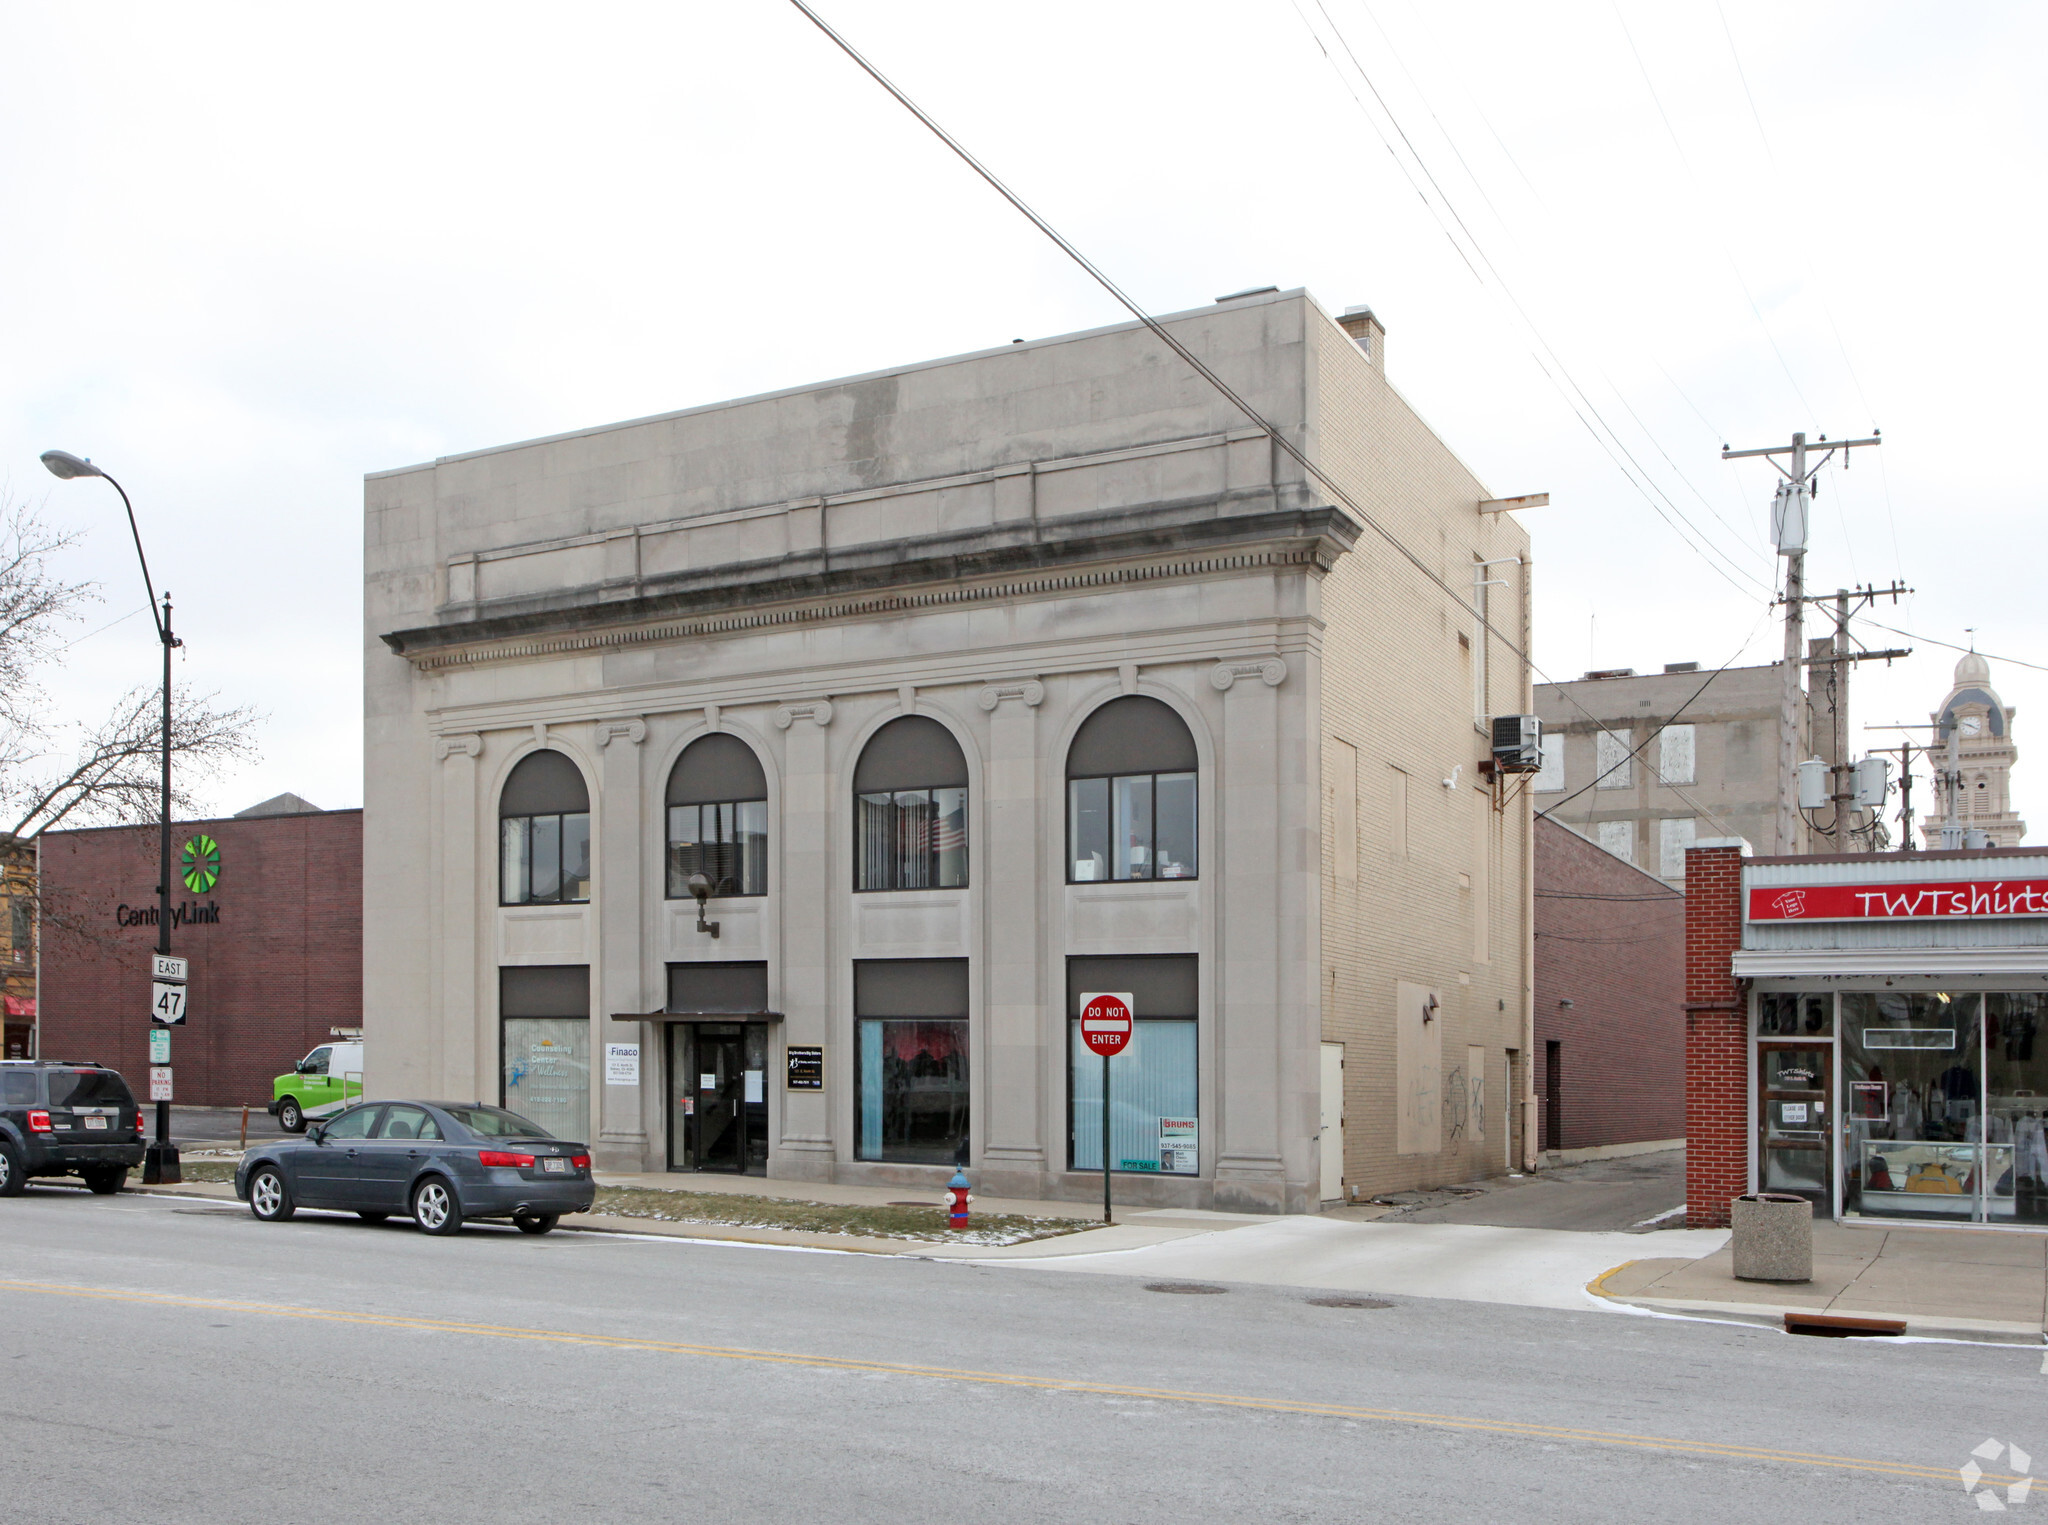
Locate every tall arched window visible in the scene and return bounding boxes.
[500,750,591,905]
[667,734,769,897]
[854,716,967,891]
[1067,696,1197,882]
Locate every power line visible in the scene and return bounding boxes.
[787,0,1778,801]
[1287,2,1774,601]
[1861,620,2048,677]
[786,0,1532,664]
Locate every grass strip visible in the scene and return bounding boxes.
[152,1164,1092,1246]
[589,1185,1092,1246]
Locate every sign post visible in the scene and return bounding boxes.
[1079,992,1133,1224]
[145,953,189,1183]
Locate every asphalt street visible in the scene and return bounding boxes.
[1,1184,2038,1523]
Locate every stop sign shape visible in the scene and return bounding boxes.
[1078,992,1133,1056]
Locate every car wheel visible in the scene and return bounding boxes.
[411,1178,462,1236]
[513,1212,559,1235]
[81,1166,126,1196]
[0,1141,22,1197]
[248,1166,295,1222]
[277,1097,305,1133]
[356,1211,389,1223]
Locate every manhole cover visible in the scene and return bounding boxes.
[1306,1296,1394,1309]
[1145,1281,1228,1295]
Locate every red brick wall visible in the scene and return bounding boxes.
[37,811,362,1107]
[1532,817,1685,1151]
[1684,842,1747,1227]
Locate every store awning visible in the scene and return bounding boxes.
[1734,947,2048,984]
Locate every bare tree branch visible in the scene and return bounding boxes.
[0,496,263,845]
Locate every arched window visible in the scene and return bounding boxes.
[1067,696,1197,882]
[854,717,967,890]
[667,734,769,898]
[500,750,591,905]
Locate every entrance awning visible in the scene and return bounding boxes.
[612,1010,785,1023]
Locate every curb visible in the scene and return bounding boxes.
[1585,1261,2045,1345]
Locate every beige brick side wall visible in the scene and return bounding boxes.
[1307,311,1534,1196]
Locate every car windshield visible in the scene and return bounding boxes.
[46,1070,135,1108]
[443,1105,554,1139]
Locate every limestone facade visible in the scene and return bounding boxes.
[362,288,1535,1213]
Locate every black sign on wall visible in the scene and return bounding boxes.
[786,1045,824,1091]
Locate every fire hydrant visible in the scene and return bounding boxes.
[947,1167,972,1230]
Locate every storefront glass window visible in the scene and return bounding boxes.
[856,1019,968,1164]
[1842,992,1992,1222]
[501,1016,590,1143]
[1070,1020,1198,1174]
[1985,994,2048,1226]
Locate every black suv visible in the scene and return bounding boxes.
[0,1061,147,1196]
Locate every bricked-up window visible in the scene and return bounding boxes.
[1067,697,1197,882]
[855,718,967,891]
[1595,729,1633,789]
[500,750,591,905]
[666,734,768,898]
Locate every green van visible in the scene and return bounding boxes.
[269,1040,364,1132]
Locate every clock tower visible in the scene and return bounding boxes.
[1924,651,2025,846]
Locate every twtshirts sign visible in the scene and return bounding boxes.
[1748,879,2048,924]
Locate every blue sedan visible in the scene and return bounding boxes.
[234,1100,594,1235]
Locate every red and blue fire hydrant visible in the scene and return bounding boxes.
[947,1167,972,1230]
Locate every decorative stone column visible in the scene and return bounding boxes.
[774,700,836,1179]
[595,717,648,1169]
[1209,657,1291,1213]
[433,733,483,1103]
[978,679,1046,1196]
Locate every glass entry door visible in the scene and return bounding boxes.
[667,1022,768,1174]
[1757,1043,1832,1208]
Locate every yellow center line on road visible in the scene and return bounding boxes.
[0,1277,2003,1488]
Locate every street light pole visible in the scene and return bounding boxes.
[39,449,181,1183]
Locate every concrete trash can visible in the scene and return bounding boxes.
[1730,1193,1813,1283]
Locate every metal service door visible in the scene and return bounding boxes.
[1757,1043,1833,1208]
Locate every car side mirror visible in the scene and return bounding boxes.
[307,1124,327,1144]
[296,1061,314,1074]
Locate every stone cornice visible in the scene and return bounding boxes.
[383,504,1358,673]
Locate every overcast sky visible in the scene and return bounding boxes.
[3,2,2041,842]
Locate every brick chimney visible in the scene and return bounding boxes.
[1337,305,1385,367]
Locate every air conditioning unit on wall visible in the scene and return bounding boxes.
[1490,714,1542,773]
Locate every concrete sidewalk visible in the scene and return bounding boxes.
[1594,1219,2048,1342]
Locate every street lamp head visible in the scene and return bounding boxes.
[40,450,103,481]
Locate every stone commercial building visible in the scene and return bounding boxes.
[1537,660,1797,883]
[36,796,362,1104]
[364,288,1536,1213]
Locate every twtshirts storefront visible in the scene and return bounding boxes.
[1686,841,2048,1229]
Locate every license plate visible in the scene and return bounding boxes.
[542,1157,568,1174]
[83,1116,108,1130]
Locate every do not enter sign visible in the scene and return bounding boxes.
[1078,991,1133,1056]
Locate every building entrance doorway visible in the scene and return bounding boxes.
[668,1022,768,1174]
[1757,1041,1833,1209]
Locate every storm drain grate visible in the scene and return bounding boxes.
[1306,1296,1394,1309]
[1784,1312,1904,1339]
[1145,1281,1229,1295]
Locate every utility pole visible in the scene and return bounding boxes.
[1795,582,1911,846]
[1722,431,1882,853]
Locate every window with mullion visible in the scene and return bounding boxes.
[666,800,767,897]
[1068,771,1196,882]
[855,787,967,891]
[500,813,591,905]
